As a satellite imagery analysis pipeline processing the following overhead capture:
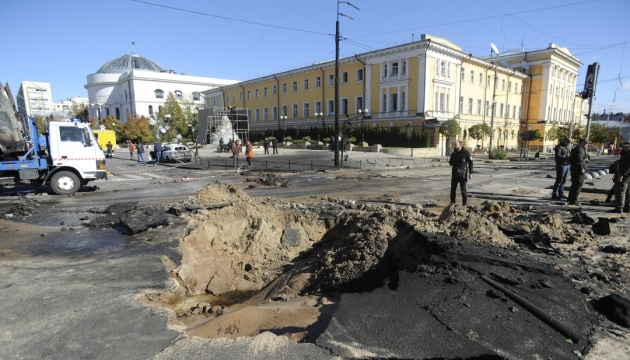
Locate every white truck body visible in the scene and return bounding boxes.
[0,119,107,195]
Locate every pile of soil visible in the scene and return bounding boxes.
[138,183,629,357]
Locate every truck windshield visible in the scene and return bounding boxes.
[59,127,93,147]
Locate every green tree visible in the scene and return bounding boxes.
[74,106,89,123]
[571,123,585,143]
[589,123,615,146]
[439,118,461,154]
[469,123,490,146]
[34,115,46,134]
[158,92,186,142]
[123,114,153,143]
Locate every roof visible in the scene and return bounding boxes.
[96,53,165,74]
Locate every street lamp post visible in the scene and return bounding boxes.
[488,43,499,159]
[280,115,287,141]
[335,0,359,169]
[316,112,324,142]
[358,109,368,144]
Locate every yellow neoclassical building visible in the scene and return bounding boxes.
[202,34,587,155]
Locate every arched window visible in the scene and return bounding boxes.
[148,105,153,115]
[155,89,164,99]
[174,90,183,100]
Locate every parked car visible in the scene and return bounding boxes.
[159,144,192,162]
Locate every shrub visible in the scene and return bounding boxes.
[292,139,306,145]
[490,148,507,160]
[284,136,293,142]
[302,136,312,142]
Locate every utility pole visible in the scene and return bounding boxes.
[335,1,359,169]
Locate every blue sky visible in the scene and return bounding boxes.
[2,0,628,114]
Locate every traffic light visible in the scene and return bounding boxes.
[583,62,599,97]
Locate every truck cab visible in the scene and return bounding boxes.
[43,122,107,194]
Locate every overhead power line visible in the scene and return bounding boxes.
[132,0,331,36]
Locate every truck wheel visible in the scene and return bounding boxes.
[51,171,80,195]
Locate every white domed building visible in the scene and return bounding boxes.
[85,53,238,123]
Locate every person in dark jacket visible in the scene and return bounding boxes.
[611,142,630,213]
[567,138,589,205]
[551,137,571,200]
[448,140,474,205]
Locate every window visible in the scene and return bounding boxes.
[357,68,364,81]
[316,76,321,88]
[459,96,464,114]
[60,126,89,144]
[263,87,268,97]
[328,74,334,86]
[383,64,388,77]
[148,105,153,115]
[255,89,259,98]
[272,85,277,95]
[401,60,406,75]
[500,103,504,118]
[485,101,490,116]
[193,92,200,101]
[461,67,465,79]
[487,75,492,87]
[506,104,511,118]
[470,70,474,83]
[272,106,278,120]
[264,108,268,121]
[174,90,183,99]
[355,97,363,113]
[382,94,387,112]
[304,79,309,90]
[479,73,483,85]
[501,79,505,91]
[477,99,482,115]
[247,91,250,100]
[155,89,164,99]
[341,98,348,115]
[392,62,399,76]
[292,81,297,92]
[341,72,348,84]
[239,92,243,101]
[303,103,309,118]
[508,81,512,93]
[282,83,287,94]
[440,61,446,76]
[327,100,334,115]
[315,101,322,115]
[292,104,298,118]
[468,98,473,114]
[255,109,260,122]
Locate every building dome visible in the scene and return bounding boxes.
[96,53,165,74]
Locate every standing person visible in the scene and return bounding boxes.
[567,138,590,206]
[448,140,473,205]
[245,140,254,168]
[551,137,571,200]
[106,141,113,159]
[128,142,135,160]
[232,139,241,167]
[611,142,630,213]
[263,139,270,155]
[154,141,162,164]
[137,141,146,165]
[272,137,278,155]
[219,137,225,153]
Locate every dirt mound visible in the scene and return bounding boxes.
[171,183,326,297]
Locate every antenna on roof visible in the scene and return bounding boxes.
[131,41,135,55]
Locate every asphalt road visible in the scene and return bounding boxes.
[0,148,621,359]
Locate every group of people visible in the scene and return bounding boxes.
[448,138,630,213]
[227,139,254,168]
[552,137,630,212]
[262,138,279,155]
[124,141,163,165]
